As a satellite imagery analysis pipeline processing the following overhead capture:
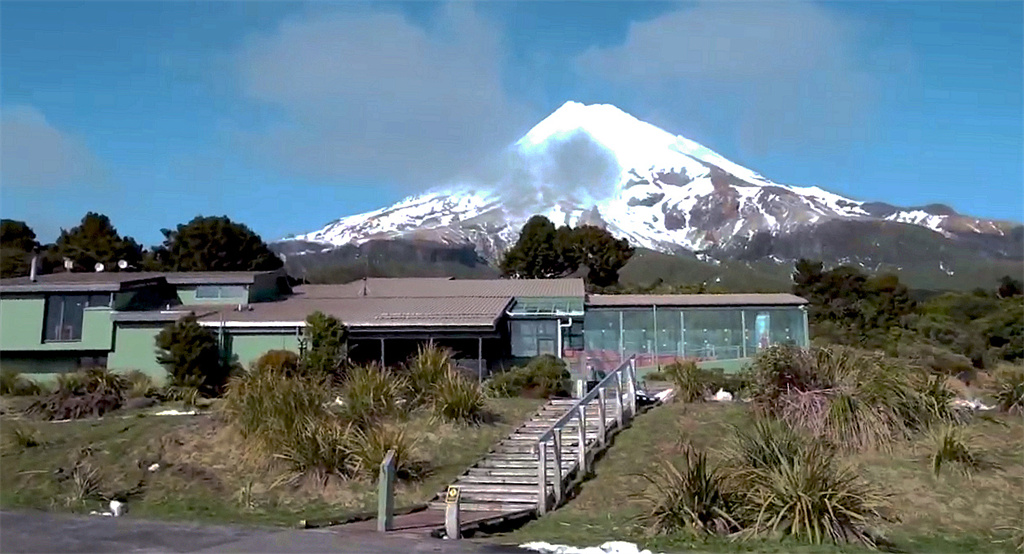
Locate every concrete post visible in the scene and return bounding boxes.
[444,486,461,539]
[377,449,396,532]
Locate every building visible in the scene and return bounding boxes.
[0,272,808,382]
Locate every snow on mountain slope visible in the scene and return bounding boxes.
[289,101,1011,259]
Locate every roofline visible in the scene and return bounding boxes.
[0,276,167,294]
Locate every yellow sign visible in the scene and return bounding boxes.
[446,486,460,504]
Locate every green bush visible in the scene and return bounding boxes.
[486,355,570,398]
[634,444,742,537]
[991,365,1024,415]
[432,371,487,424]
[339,364,408,427]
[302,311,348,378]
[275,416,354,483]
[221,367,332,450]
[0,369,43,396]
[731,418,808,471]
[405,344,454,405]
[155,315,228,396]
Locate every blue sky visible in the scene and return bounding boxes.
[2,1,1021,245]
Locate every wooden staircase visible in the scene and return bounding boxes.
[426,357,638,520]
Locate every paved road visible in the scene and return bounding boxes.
[0,511,525,554]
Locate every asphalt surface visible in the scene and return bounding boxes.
[0,510,526,554]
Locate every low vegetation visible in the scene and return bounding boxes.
[0,370,44,396]
[991,364,1024,415]
[926,424,982,478]
[26,368,128,420]
[486,354,571,398]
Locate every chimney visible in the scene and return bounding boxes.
[29,251,38,282]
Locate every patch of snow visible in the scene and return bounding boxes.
[153,409,198,416]
[712,389,734,402]
[520,541,657,554]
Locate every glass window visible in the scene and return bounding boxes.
[195,285,220,298]
[584,310,620,353]
[622,310,655,356]
[655,308,682,361]
[682,309,744,361]
[44,294,89,342]
[87,294,110,308]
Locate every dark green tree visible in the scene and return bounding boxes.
[54,212,143,272]
[302,311,348,376]
[155,315,228,395]
[500,216,568,279]
[500,216,633,286]
[1,219,40,278]
[571,224,634,287]
[150,216,282,271]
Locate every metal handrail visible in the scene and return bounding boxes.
[534,355,636,515]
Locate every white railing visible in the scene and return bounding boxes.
[534,356,637,514]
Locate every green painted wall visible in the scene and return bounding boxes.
[176,286,249,306]
[0,297,114,352]
[227,332,300,370]
[107,324,167,382]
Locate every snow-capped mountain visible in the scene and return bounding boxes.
[286,101,1014,260]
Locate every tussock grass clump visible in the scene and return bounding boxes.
[339,364,408,427]
[992,365,1024,415]
[750,345,961,451]
[0,369,44,396]
[251,349,301,378]
[634,444,742,537]
[738,438,891,548]
[349,423,423,479]
[432,371,487,424]
[486,355,570,398]
[926,424,981,477]
[123,370,157,399]
[664,360,710,403]
[274,417,354,483]
[222,367,332,448]
[731,418,808,470]
[405,344,454,405]
[4,422,44,450]
[27,368,128,420]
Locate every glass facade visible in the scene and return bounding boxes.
[583,306,807,371]
[44,294,110,342]
[510,320,558,358]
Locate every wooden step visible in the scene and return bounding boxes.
[454,483,551,495]
[456,474,558,486]
[475,459,574,469]
[427,501,537,513]
[457,491,541,504]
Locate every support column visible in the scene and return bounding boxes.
[618,311,624,364]
[680,311,686,358]
[652,305,659,369]
[741,311,748,359]
[380,338,385,368]
[477,337,484,383]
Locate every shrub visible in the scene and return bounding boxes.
[27,368,128,420]
[348,423,423,480]
[432,371,487,424]
[737,438,891,548]
[222,368,332,450]
[992,365,1024,415]
[123,370,157,399]
[0,370,43,396]
[731,418,808,471]
[251,349,300,378]
[275,416,353,483]
[405,344,454,405]
[486,355,570,398]
[664,360,710,403]
[339,364,408,427]
[701,367,752,397]
[634,444,742,537]
[926,424,981,477]
[4,422,44,449]
[155,315,228,396]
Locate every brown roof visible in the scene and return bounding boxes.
[0,272,165,293]
[190,296,512,329]
[587,293,808,308]
[295,277,585,299]
[0,270,282,293]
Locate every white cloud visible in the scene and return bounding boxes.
[0,105,103,188]
[236,4,537,186]
[576,2,891,155]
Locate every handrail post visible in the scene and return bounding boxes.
[576,404,587,474]
[597,388,607,447]
[552,430,563,506]
[377,449,396,532]
[628,357,637,420]
[537,442,548,515]
[614,370,624,429]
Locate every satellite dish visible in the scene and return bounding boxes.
[94,262,105,272]
[117,260,128,270]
